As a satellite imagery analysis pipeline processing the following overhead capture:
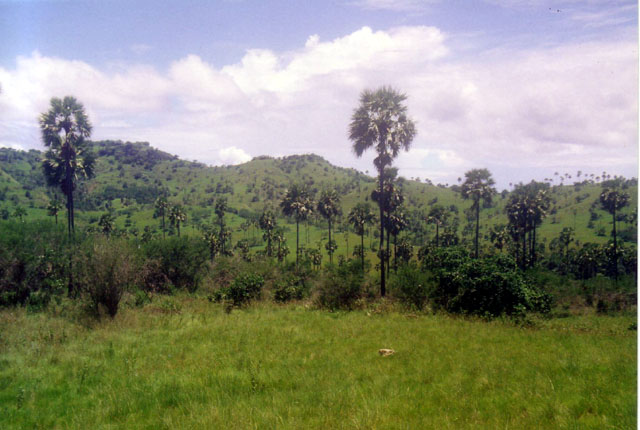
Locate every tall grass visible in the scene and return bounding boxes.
[0,299,635,429]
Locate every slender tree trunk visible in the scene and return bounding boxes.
[328,218,332,265]
[435,223,439,248]
[532,226,537,267]
[474,202,480,258]
[267,232,272,257]
[361,231,365,272]
[296,219,300,268]
[177,222,181,237]
[386,223,391,278]
[378,175,386,297]
[55,213,58,225]
[612,208,618,280]
[393,234,397,272]
[162,212,165,239]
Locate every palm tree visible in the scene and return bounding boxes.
[13,206,26,223]
[98,212,115,236]
[259,208,277,257]
[599,180,630,279]
[317,189,342,265]
[40,96,95,238]
[427,205,447,247]
[280,184,313,267]
[169,204,187,237]
[215,197,228,253]
[349,87,416,296]
[460,168,496,258]
[154,196,169,239]
[347,203,374,272]
[47,198,63,225]
[202,225,221,262]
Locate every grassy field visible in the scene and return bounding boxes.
[0,298,635,429]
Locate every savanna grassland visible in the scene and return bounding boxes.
[0,297,635,429]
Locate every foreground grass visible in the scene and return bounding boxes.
[0,298,635,429]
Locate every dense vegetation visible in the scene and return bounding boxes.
[0,95,636,428]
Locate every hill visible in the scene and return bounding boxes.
[0,140,637,261]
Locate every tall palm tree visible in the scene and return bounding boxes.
[599,180,629,279]
[348,203,374,272]
[460,168,496,258]
[40,96,95,238]
[280,184,313,267]
[47,198,63,225]
[349,87,416,296]
[169,204,187,237]
[317,188,342,265]
[154,196,169,239]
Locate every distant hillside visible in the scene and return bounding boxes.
[0,140,636,257]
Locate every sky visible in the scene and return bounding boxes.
[0,0,637,189]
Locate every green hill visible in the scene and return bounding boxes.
[0,140,636,262]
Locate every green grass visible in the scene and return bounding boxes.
[0,298,635,429]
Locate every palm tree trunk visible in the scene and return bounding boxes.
[328,218,332,265]
[296,219,300,268]
[378,175,386,297]
[612,208,618,280]
[436,223,439,248]
[386,224,391,278]
[474,202,480,258]
[361,231,365,272]
[162,212,165,239]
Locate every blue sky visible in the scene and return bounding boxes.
[0,0,637,188]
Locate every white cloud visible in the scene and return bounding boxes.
[0,25,636,187]
[218,146,252,165]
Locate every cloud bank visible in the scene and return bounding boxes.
[0,25,636,187]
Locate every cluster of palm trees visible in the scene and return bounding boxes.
[154,196,187,238]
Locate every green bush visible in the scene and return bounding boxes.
[390,263,432,310]
[143,237,209,292]
[428,248,551,317]
[0,221,69,308]
[215,273,265,307]
[273,275,307,303]
[76,238,138,318]
[316,260,363,310]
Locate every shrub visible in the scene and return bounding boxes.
[0,221,69,308]
[273,275,307,303]
[143,237,208,292]
[428,249,551,317]
[76,238,138,318]
[316,260,363,310]
[390,263,432,310]
[215,273,264,307]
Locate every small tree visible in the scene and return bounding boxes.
[317,189,342,265]
[154,196,169,239]
[169,204,187,237]
[47,198,63,225]
[460,168,496,258]
[280,184,314,268]
[98,212,115,236]
[13,206,26,223]
[259,208,277,257]
[347,203,374,272]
